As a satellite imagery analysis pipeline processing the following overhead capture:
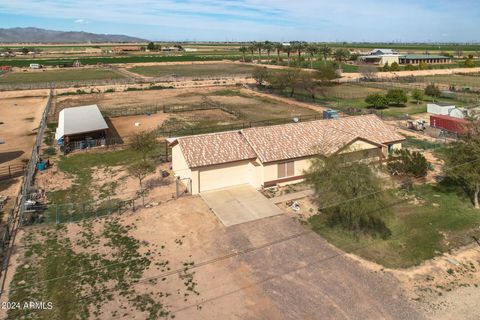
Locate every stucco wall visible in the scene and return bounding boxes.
[197,160,252,194]
[172,144,192,179]
[338,139,378,154]
[380,56,400,66]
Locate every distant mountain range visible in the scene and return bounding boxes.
[0,27,148,43]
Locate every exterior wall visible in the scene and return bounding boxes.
[262,158,312,187]
[379,56,400,66]
[197,160,252,194]
[173,139,404,193]
[338,140,378,154]
[427,103,455,115]
[172,145,191,180]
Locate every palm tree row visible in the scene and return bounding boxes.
[239,42,350,69]
[239,41,345,68]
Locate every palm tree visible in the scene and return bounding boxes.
[319,45,332,63]
[253,42,263,62]
[306,44,318,69]
[248,45,255,61]
[285,46,293,67]
[264,42,273,59]
[239,46,248,62]
[274,43,283,63]
[292,42,306,58]
[333,48,350,63]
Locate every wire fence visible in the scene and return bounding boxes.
[23,197,137,226]
[102,105,163,118]
[67,137,123,152]
[163,100,241,117]
[0,90,52,296]
[356,80,480,104]
[18,90,53,226]
[0,78,137,91]
[0,74,252,91]
[155,113,324,138]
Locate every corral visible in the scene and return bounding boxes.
[52,86,318,140]
[0,95,47,167]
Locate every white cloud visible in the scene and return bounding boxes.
[0,0,478,41]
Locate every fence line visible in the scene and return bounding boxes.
[0,89,52,296]
[0,164,26,181]
[0,74,252,91]
[156,113,324,138]
[67,137,123,152]
[356,79,480,104]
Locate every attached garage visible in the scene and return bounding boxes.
[198,161,251,193]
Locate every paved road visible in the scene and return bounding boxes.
[205,214,421,319]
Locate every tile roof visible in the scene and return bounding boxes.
[176,114,404,167]
[178,131,256,168]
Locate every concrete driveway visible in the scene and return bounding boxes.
[200,185,283,226]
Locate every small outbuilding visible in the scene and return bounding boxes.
[427,102,456,115]
[55,104,109,146]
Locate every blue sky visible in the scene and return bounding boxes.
[0,0,478,42]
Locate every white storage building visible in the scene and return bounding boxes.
[55,104,109,142]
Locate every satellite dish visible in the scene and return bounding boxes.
[293,117,299,123]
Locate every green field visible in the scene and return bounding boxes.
[128,63,254,78]
[309,182,480,268]
[0,54,238,67]
[0,68,124,84]
[415,74,480,88]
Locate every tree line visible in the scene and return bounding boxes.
[251,63,339,100]
[239,41,352,68]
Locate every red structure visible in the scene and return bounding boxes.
[430,115,470,134]
[0,66,12,71]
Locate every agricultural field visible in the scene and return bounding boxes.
[415,73,480,88]
[270,82,469,118]
[0,54,238,67]
[0,68,124,84]
[127,63,254,78]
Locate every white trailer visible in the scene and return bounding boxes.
[427,103,455,115]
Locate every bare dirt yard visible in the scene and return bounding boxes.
[3,195,421,319]
[0,95,47,166]
[52,86,319,140]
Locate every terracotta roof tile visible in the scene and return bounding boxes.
[241,114,403,163]
[178,131,256,168]
[177,114,404,167]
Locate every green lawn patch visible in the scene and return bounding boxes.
[46,146,164,223]
[309,183,480,268]
[402,136,445,150]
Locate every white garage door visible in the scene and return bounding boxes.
[199,162,250,193]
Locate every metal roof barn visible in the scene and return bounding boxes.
[55,104,109,140]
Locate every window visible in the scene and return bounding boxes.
[277,161,295,178]
[387,144,394,154]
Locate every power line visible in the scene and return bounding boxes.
[4,154,477,304]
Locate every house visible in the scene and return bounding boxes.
[85,47,103,54]
[358,49,401,66]
[55,104,109,146]
[399,54,451,65]
[171,115,404,194]
[113,46,141,53]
